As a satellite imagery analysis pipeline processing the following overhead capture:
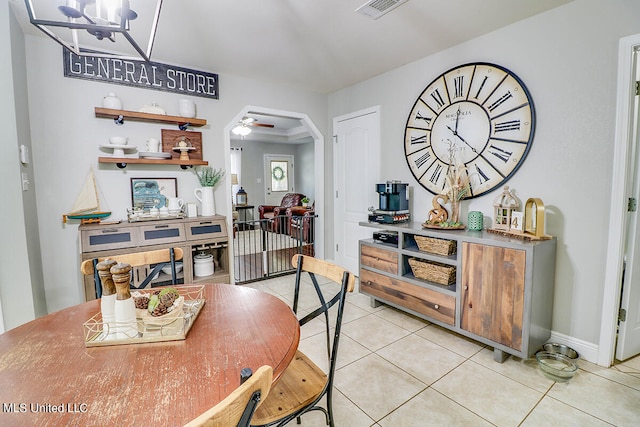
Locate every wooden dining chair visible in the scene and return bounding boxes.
[185,365,273,427]
[80,247,184,297]
[251,254,356,427]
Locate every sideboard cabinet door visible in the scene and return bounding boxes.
[461,242,526,351]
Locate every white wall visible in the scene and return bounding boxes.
[0,3,44,330]
[296,142,315,202]
[328,0,640,350]
[24,35,328,312]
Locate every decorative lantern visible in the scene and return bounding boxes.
[524,198,546,238]
[236,187,248,206]
[492,186,519,231]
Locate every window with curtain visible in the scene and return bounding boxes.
[230,147,242,202]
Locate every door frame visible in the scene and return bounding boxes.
[224,106,325,283]
[599,34,640,366]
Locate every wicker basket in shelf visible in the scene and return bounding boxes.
[414,235,457,256]
[408,258,456,286]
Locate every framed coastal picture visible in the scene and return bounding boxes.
[130,178,177,209]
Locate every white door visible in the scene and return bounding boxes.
[264,154,294,206]
[333,107,380,273]
[616,48,640,361]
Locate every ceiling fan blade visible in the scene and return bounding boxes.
[250,123,275,128]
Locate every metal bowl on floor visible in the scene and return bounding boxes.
[536,351,578,382]
[542,343,579,360]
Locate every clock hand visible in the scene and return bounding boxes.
[455,107,461,133]
[446,125,477,153]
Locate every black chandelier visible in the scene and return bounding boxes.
[24,0,163,62]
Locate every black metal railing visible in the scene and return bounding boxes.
[233,215,316,284]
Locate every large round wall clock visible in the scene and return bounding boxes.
[404,62,535,198]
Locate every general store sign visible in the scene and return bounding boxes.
[63,49,219,99]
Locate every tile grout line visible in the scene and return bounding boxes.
[249,279,640,426]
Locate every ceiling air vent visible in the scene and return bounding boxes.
[355,0,409,20]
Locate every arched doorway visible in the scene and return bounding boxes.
[224,106,324,284]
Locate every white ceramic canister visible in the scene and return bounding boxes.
[194,253,214,277]
[102,92,123,110]
[178,99,196,118]
[186,203,198,218]
[146,138,161,152]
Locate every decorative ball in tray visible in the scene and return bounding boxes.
[133,287,184,327]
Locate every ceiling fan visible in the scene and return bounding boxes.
[232,117,274,137]
[239,117,275,128]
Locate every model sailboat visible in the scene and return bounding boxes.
[63,169,111,224]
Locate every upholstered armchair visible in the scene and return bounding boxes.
[287,205,315,243]
[258,193,305,233]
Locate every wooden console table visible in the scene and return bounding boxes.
[359,221,556,362]
[79,216,230,301]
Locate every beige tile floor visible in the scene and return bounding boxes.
[244,274,640,427]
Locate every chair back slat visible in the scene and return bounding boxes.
[185,365,273,427]
[291,254,355,292]
[80,248,184,295]
[80,248,183,275]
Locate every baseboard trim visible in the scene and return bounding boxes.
[548,330,599,364]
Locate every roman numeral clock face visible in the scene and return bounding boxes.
[404,63,535,198]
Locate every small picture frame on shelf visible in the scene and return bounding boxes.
[131,177,177,209]
[510,211,524,232]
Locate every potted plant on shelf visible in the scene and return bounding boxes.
[302,197,310,208]
[193,167,225,216]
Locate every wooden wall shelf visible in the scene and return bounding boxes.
[99,157,208,169]
[95,107,207,129]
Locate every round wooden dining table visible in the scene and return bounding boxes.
[0,284,300,426]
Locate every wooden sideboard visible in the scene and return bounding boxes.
[79,216,229,301]
[359,221,556,362]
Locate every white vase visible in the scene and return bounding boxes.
[194,187,215,216]
[178,99,196,118]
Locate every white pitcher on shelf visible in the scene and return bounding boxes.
[194,187,215,216]
[194,167,224,217]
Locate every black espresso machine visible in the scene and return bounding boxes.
[368,181,410,224]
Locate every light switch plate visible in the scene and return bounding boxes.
[19,145,29,164]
